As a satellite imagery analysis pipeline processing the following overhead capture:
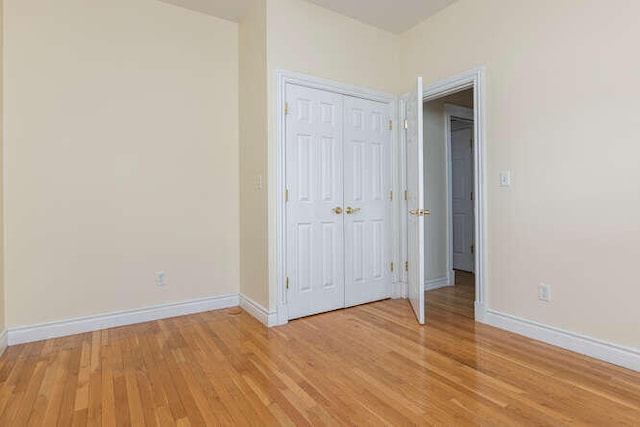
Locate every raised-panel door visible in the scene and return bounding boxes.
[286,84,345,319]
[451,126,475,272]
[343,96,392,307]
[405,77,425,324]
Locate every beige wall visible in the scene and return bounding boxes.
[401,0,640,348]
[265,0,398,309]
[4,0,240,327]
[266,0,398,95]
[239,0,269,308]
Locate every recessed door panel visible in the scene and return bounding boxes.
[297,135,312,201]
[321,222,336,289]
[320,136,338,202]
[372,143,383,200]
[372,219,384,279]
[352,142,365,202]
[297,223,313,292]
[352,221,365,283]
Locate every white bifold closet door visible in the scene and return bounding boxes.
[286,85,345,319]
[343,97,392,307]
[286,84,391,320]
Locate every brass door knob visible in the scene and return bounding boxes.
[409,209,431,216]
[332,207,343,214]
[345,207,361,215]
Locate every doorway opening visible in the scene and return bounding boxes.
[423,89,476,319]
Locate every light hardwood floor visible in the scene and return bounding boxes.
[1,292,640,425]
[425,270,475,319]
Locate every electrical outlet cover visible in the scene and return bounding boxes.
[155,271,168,286]
[538,283,551,302]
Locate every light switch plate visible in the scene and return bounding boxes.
[500,171,511,187]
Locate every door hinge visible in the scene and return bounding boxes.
[286,276,289,289]
[405,261,409,272]
[388,120,393,130]
[470,191,474,201]
[390,262,394,273]
[285,189,289,202]
[471,244,475,255]
[404,190,408,201]
[285,102,289,115]
[403,119,408,130]
[389,190,393,201]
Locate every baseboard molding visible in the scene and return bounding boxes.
[474,301,486,323]
[391,281,405,299]
[240,294,278,327]
[484,309,640,372]
[424,276,453,291]
[0,330,7,357]
[8,294,240,346]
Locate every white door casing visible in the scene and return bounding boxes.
[451,124,475,272]
[405,77,426,324]
[343,96,392,307]
[286,84,345,319]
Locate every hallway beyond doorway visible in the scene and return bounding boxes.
[426,270,475,319]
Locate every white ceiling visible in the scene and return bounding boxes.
[157,0,257,23]
[303,0,459,34]
[157,0,459,34]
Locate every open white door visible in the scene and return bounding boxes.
[405,77,426,324]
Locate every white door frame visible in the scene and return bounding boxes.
[444,104,474,283]
[401,67,487,322]
[275,70,398,325]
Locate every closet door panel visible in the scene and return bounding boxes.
[286,84,345,319]
[343,96,392,307]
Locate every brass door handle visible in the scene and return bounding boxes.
[332,207,343,214]
[345,207,361,215]
[409,209,431,216]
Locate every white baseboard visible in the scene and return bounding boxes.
[8,294,239,346]
[484,309,640,373]
[0,330,7,356]
[474,301,486,323]
[240,294,278,327]
[276,303,289,326]
[424,276,453,291]
[391,281,405,299]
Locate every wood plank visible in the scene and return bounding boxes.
[0,294,637,425]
